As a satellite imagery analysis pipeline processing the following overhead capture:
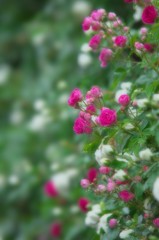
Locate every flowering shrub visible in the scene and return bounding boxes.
[68,0,159,239]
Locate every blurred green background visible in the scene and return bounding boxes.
[0,0,134,239]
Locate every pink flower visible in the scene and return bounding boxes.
[113,18,122,28]
[68,88,83,107]
[107,179,116,192]
[118,94,130,106]
[89,34,101,50]
[119,190,134,202]
[99,166,111,174]
[79,111,91,121]
[73,117,92,134]
[99,48,113,67]
[86,104,96,114]
[92,21,101,31]
[78,197,89,212]
[109,219,117,228]
[50,222,62,237]
[87,168,98,183]
[153,218,159,228]
[134,42,144,50]
[114,36,127,47]
[82,17,92,31]
[124,0,134,3]
[142,5,158,24]
[91,9,105,21]
[144,43,154,52]
[44,181,58,197]
[140,27,148,35]
[108,12,116,20]
[96,184,106,192]
[99,107,117,127]
[80,179,90,188]
[86,86,103,99]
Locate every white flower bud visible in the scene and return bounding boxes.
[139,148,153,160]
[113,170,127,181]
[153,177,159,201]
[119,229,133,239]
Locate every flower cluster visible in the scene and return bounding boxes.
[68,86,119,134]
[81,4,158,68]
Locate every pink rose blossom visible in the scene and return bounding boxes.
[68,88,83,107]
[86,104,96,114]
[79,111,91,121]
[78,197,90,212]
[80,179,90,188]
[92,21,101,31]
[144,43,154,52]
[123,26,129,32]
[89,34,101,50]
[99,107,117,127]
[50,222,62,237]
[99,166,111,174]
[153,218,159,228]
[119,190,134,202]
[82,17,92,31]
[87,168,98,182]
[96,184,106,192]
[115,180,129,185]
[44,181,58,197]
[124,0,134,3]
[73,117,92,134]
[86,86,103,99]
[134,42,144,50]
[114,36,127,47]
[108,12,116,20]
[118,94,130,106]
[99,48,113,68]
[140,27,148,35]
[91,9,105,21]
[142,5,158,24]
[109,219,117,228]
[107,179,116,192]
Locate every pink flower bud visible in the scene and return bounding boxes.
[114,36,127,47]
[96,184,106,192]
[44,181,58,198]
[142,5,158,25]
[99,107,117,127]
[123,26,129,32]
[80,179,90,188]
[99,48,113,68]
[144,43,154,52]
[134,42,144,50]
[153,218,159,228]
[78,197,89,212]
[68,88,83,107]
[99,166,111,174]
[118,190,134,202]
[118,94,130,106]
[107,179,116,192]
[92,21,101,31]
[89,34,101,50]
[109,219,117,228]
[82,17,93,31]
[86,104,96,114]
[73,117,92,135]
[50,222,62,237]
[91,9,105,21]
[108,12,116,20]
[87,168,98,183]
[140,27,148,36]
